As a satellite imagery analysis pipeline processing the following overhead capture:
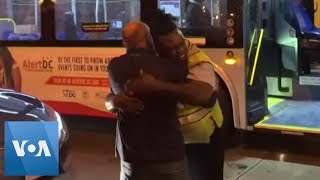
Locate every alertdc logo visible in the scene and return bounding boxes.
[4,121,59,176]
[23,57,54,72]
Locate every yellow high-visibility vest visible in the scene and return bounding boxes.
[178,47,224,144]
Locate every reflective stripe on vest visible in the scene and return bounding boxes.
[178,100,223,127]
[178,106,212,125]
[180,100,223,144]
[177,103,203,118]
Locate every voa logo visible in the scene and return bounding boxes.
[12,140,51,157]
[4,121,59,176]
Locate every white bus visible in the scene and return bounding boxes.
[1,0,320,136]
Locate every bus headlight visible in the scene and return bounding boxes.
[225,58,237,65]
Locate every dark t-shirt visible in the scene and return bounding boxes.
[107,48,188,163]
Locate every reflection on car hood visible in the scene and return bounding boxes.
[0,88,52,121]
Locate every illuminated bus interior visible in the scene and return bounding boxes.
[0,0,41,40]
[55,0,140,40]
[0,0,140,41]
[247,0,320,134]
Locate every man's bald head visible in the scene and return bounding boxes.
[122,21,153,50]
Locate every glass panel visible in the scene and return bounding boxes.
[55,0,140,40]
[0,0,41,41]
[159,0,227,28]
[158,0,231,47]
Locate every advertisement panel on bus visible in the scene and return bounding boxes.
[3,47,125,118]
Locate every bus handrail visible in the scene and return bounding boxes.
[0,18,17,33]
[249,29,264,86]
[248,29,257,60]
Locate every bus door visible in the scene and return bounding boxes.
[246,28,268,125]
[246,0,320,135]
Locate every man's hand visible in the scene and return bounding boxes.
[106,92,144,113]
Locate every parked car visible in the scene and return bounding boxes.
[0,88,70,179]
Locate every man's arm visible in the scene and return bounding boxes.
[106,58,125,112]
[186,62,219,107]
[125,70,214,107]
[158,78,214,107]
[106,59,144,113]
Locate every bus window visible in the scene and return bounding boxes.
[55,0,140,40]
[159,0,226,28]
[0,0,41,41]
[158,0,241,47]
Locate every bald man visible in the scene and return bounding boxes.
[107,21,190,180]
